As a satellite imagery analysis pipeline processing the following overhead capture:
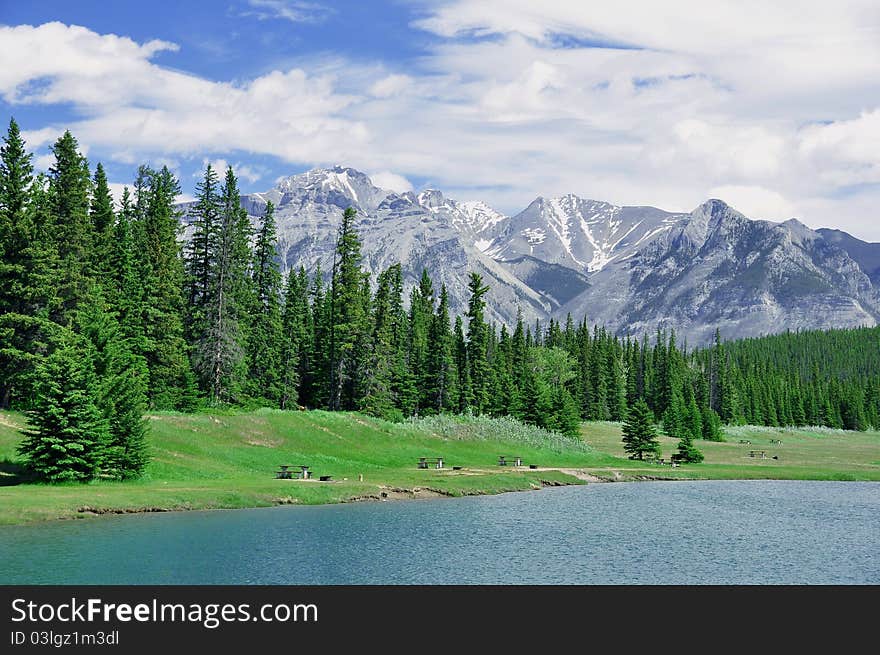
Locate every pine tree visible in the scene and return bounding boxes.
[185,164,221,327]
[621,398,661,460]
[387,265,416,415]
[48,131,93,323]
[609,346,628,421]
[409,269,434,413]
[454,315,472,412]
[138,167,193,410]
[519,356,553,429]
[17,334,107,481]
[0,117,35,317]
[191,167,252,404]
[465,272,492,414]
[701,406,724,441]
[102,349,150,478]
[89,162,115,284]
[246,201,283,404]
[305,263,330,408]
[675,430,704,463]
[424,285,456,413]
[328,207,369,411]
[279,266,310,410]
[77,296,150,479]
[551,385,582,438]
[109,187,141,340]
[685,393,703,440]
[360,265,399,420]
[588,331,609,420]
[0,118,42,408]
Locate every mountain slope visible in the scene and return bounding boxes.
[558,200,880,343]
[817,228,880,285]
[179,167,880,344]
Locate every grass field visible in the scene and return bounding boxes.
[0,410,617,525]
[1,409,878,525]
[581,421,880,481]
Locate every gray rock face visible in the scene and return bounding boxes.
[817,228,880,285]
[559,200,880,343]
[178,167,880,345]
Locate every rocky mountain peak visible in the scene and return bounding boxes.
[416,189,449,211]
[273,166,388,211]
[178,165,879,344]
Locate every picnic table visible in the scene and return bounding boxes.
[275,465,313,479]
[275,465,294,479]
[498,456,523,467]
[417,457,444,470]
[748,450,767,459]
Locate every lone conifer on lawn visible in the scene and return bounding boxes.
[622,398,661,460]
[675,431,704,464]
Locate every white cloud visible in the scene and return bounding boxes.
[1,23,366,164]
[107,182,129,207]
[4,10,880,242]
[201,158,264,184]
[243,1,333,24]
[368,171,413,193]
[33,153,54,172]
[708,185,797,221]
[368,74,412,98]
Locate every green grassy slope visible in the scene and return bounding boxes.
[581,421,880,481]
[1,409,878,526]
[0,410,617,525]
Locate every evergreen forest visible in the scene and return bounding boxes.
[2,120,878,480]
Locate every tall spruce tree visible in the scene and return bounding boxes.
[622,398,661,460]
[360,265,399,420]
[138,167,193,410]
[454,315,472,412]
[328,207,369,411]
[185,164,221,320]
[409,269,434,413]
[424,284,456,414]
[48,131,93,324]
[0,117,34,317]
[190,167,252,404]
[279,266,310,410]
[89,163,115,284]
[246,201,283,404]
[465,272,491,413]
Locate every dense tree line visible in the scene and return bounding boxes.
[2,123,878,479]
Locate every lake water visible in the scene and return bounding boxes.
[1,481,877,584]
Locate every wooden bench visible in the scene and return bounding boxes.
[417,457,444,470]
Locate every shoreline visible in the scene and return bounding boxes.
[0,468,706,526]
[4,467,879,527]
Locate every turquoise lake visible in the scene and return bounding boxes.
[1,480,877,584]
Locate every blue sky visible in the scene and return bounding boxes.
[2,1,879,239]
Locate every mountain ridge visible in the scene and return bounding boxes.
[179,166,879,344]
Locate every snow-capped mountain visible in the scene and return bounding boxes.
[560,199,880,344]
[484,195,686,272]
[179,166,880,344]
